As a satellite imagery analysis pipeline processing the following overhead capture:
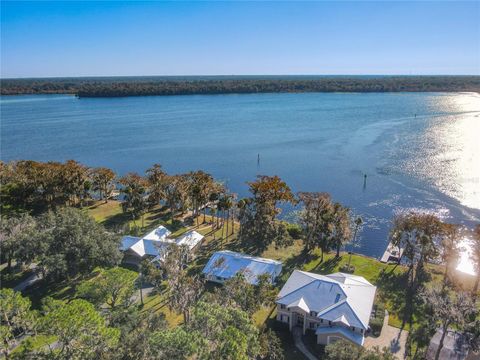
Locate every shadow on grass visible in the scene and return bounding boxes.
[376,269,410,330]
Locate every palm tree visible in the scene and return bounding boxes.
[332,202,352,258]
[347,217,363,269]
[223,195,233,240]
[441,223,460,287]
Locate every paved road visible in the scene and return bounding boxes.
[292,327,318,360]
[364,311,408,359]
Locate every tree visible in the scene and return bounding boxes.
[297,192,334,261]
[146,164,167,209]
[390,212,444,288]
[60,160,89,207]
[0,289,36,359]
[440,223,460,287]
[217,272,276,315]
[119,173,148,223]
[162,175,190,221]
[422,286,476,360]
[90,167,116,203]
[148,327,197,360]
[160,244,203,323]
[77,267,137,309]
[115,310,167,360]
[347,217,363,269]
[472,225,480,295]
[258,329,284,360]
[325,339,395,360]
[331,202,352,257]
[187,170,214,225]
[0,213,37,272]
[36,208,122,281]
[238,176,295,253]
[38,299,120,360]
[188,301,260,360]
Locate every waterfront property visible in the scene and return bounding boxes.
[120,225,204,264]
[202,250,283,285]
[276,270,376,346]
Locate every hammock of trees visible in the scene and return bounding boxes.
[1,75,480,96]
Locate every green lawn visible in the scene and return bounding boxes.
[11,335,57,356]
[12,203,477,359]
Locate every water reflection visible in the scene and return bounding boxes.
[456,238,475,276]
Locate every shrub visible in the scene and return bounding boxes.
[286,223,302,239]
[339,264,355,273]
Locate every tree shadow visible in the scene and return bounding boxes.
[376,270,410,331]
[312,256,341,274]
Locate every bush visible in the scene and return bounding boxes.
[286,223,302,239]
[339,264,355,273]
[369,302,386,337]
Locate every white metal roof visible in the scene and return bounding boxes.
[174,230,204,250]
[277,270,376,330]
[141,225,171,242]
[202,250,282,285]
[120,225,181,258]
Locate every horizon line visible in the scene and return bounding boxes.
[2,73,480,80]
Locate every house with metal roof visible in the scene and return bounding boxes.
[276,270,376,346]
[120,226,204,265]
[202,250,282,285]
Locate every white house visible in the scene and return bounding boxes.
[202,250,282,285]
[120,226,204,264]
[276,270,376,346]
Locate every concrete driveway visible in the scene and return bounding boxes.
[364,311,408,359]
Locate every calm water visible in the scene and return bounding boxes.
[1,92,479,267]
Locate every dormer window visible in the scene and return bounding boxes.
[310,311,317,317]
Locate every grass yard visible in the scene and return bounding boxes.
[11,335,57,356]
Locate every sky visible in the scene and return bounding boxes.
[1,1,479,78]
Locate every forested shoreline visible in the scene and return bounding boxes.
[1,75,480,96]
[1,159,480,359]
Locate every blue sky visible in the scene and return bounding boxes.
[1,1,479,78]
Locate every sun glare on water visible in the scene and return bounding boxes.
[456,237,476,276]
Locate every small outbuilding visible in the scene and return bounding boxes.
[120,226,204,265]
[202,250,282,285]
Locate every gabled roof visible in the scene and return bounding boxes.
[277,270,376,330]
[202,250,282,285]
[141,226,171,242]
[174,230,204,250]
[120,236,140,251]
[121,225,174,258]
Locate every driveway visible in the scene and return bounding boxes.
[292,327,318,360]
[364,311,408,359]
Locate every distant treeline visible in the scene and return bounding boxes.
[1,75,480,97]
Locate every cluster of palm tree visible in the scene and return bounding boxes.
[120,164,237,237]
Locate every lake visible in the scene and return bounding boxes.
[1,92,479,270]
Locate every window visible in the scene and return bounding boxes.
[329,321,332,326]
[310,311,317,317]
[334,294,341,303]
[309,322,317,329]
[280,304,286,310]
[320,319,323,323]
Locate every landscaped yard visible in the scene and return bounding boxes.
[10,203,477,360]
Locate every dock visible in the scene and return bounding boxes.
[380,242,404,263]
